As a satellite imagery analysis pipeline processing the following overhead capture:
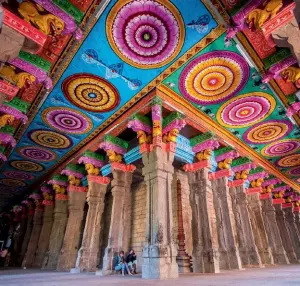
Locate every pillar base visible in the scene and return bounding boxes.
[70,267,81,274]
[177,255,192,273]
[238,247,264,268]
[57,250,79,271]
[42,252,60,270]
[192,249,220,273]
[79,249,98,272]
[100,247,116,276]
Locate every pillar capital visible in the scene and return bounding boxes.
[87,175,110,184]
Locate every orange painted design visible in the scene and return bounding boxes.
[55,194,68,201]
[246,187,262,195]
[67,185,87,192]
[110,162,136,173]
[42,200,54,206]
[272,198,285,204]
[228,179,245,187]
[282,202,293,208]
[166,142,176,153]
[139,143,150,154]
[208,169,232,180]
[293,206,300,213]
[0,79,19,100]
[275,78,297,96]
[184,160,210,172]
[20,83,42,103]
[260,193,272,200]
[87,175,110,184]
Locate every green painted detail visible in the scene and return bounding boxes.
[104,134,129,149]
[82,150,105,161]
[267,174,276,180]
[52,0,84,24]
[51,174,68,182]
[4,97,30,113]
[65,163,85,174]
[230,0,249,16]
[162,112,184,128]
[231,157,252,167]
[0,125,15,135]
[214,146,234,157]
[287,94,297,105]
[249,166,264,175]
[19,51,51,72]
[131,113,152,127]
[274,182,287,188]
[263,48,291,69]
[0,145,5,153]
[151,96,162,106]
[190,131,214,147]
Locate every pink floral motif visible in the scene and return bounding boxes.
[99,141,126,155]
[78,156,104,168]
[162,119,186,134]
[287,102,300,117]
[192,139,220,153]
[231,162,256,173]
[215,150,239,163]
[0,133,16,147]
[262,178,281,187]
[127,120,152,133]
[0,105,28,124]
[247,171,269,182]
[61,169,84,179]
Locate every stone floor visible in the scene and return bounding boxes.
[0,264,300,285]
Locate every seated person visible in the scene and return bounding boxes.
[114,251,132,276]
[126,249,137,274]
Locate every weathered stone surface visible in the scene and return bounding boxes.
[229,185,262,267]
[247,193,274,265]
[13,216,27,266]
[294,212,300,235]
[22,209,43,268]
[42,200,68,269]
[142,146,179,279]
[188,168,220,273]
[261,198,289,264]
[274,204,298,263]
[211,177,242,270]
[57,190,87,271]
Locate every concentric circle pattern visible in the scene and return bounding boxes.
[179,51,249,105]
[0,185,15,194]
[3,171,35,180]
[276,154,300,168]
[217,92,276,128]
[243,120,293,145]
[17,146,57,162]
[106,0,184,68]
[62,74,120,112]
[29,130,72,149]
[0,179,26,188]
[261,139,300,157]
[287,166,300,177]
[10,160,44,172]
[42,107,93,134]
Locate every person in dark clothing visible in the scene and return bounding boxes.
[126,249,137,274]
[114,250,132,276]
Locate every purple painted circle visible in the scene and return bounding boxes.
[3,171,35,180]
[264,140,300,157]
[18,146,57,162]
[289,167,300,176]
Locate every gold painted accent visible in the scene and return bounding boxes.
[85,163,100,176]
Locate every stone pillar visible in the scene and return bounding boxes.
[188,166,220,273]
[100,164,134,275]
[274,204,298,263]
[57,186,87,271]
[75,175,109,272]
[22,208,44,268]
[247,193,274,265]
[229,184,262,267]
[282,205,300,260]
[33,202,54,267]
[211,176,242,270]
[260,195,289,264]
[13,212,28,266]
[42,195,68,269]
[142,145,178,279]
[294,209,300,235]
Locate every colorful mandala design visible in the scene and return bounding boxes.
[276,154,300,168]
[62,74,120,112]
[261,139,300,157]
[0,178,26,188]
[179,51,249,105]
[106,0,184,68]
[287,166,300,177]
[17,146,57,162]
[42,107,93,134]
[243,120,293,145]
[10,160,44,172]
[3,171,35,180]
[216,92,276,128]
[29,130,72,149]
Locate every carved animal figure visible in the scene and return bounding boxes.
[285,196,292,203]
[137,130,152,145]
[106,149,122,163]
[18,1,64,36]
[53,184,65,195]
[281,66,300,83]
[196,149,212,161]
[42,192,53,201]
[274,191,284,198]
[0,65,35,88]
[162,128,179,143]
[295,201,300,207]
[235,169,249,180]
[85,163,100,176]
[218,158,232,170]
[262,184,273,193]
[152,120,162,137]
[250,178,264,188]
[34,199,41,207]
[0,114,14,128]
[68,175,81,186]
[246,0,283,29]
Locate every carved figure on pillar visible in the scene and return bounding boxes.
[151,97,162,145]
[281,66,300,87]
[162,112,185,144]
[61,163,86,186]
[231,157,256,182]
[78,150,105,176]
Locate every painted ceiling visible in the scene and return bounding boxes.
[0,0,299,207]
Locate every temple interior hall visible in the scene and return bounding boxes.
[0,0,300,284]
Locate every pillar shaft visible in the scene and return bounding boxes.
[42,198,68,269]
[13,215,27,266]
[57,188,87,271]
[78,176,109,272]
[261,198,289,264]
[142,146,178,279]
[274,204,298,263]
[229,185,262,267]
[22,209,43,267]
[188,168,220,273]
[211,177,242,270]
[294,212,300,235]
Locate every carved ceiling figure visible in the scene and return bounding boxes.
[52,184,66,195]
[106,149,122,163]
[136,130,152,145]
[0,114,14,129]
[163,128,179,143]
[0,65,35,88]
[85,163,100,176]
[281,66,300,86]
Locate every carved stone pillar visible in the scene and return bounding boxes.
[188,166,220,273]
[294,210,300,235]
[247,193,274,265]
[13,209,27,266]
[76,175,110,272]
[22,208,44,268]
[282,205,300,260]
[100,164,134,276]
[274,204,297,263]
[260,196,289,264]
[42,195,68,269]
[211,176,242,270]
[57,186,87,271]
[141,145,178,279]
[229,184,262,267]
